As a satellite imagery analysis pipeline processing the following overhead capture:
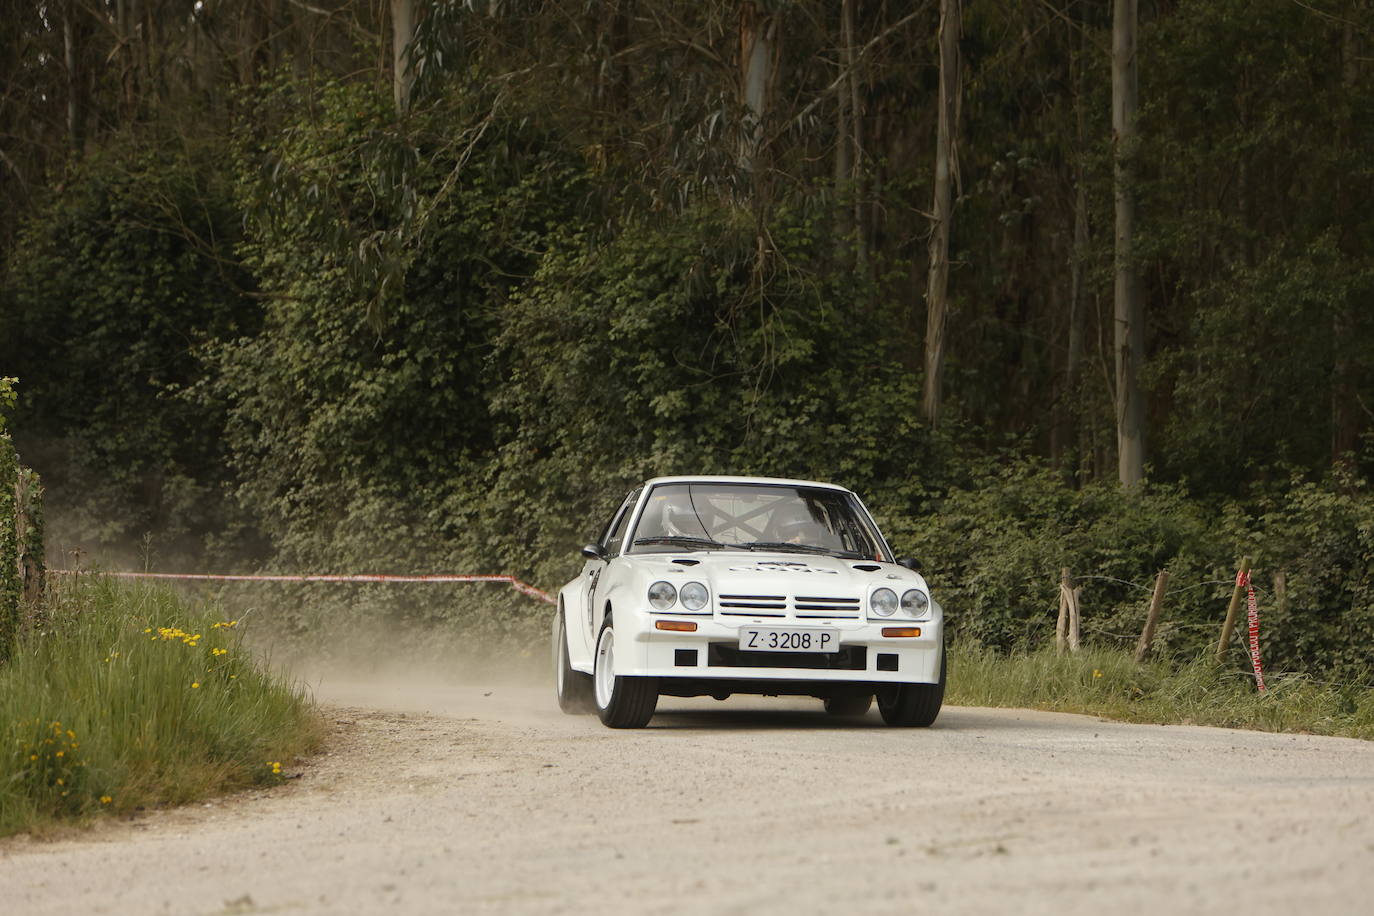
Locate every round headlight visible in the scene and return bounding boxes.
[680,581,709,611]
[901,589,930,617]
[870,587,898,617]
[648,581,677,610]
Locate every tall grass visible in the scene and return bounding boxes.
[948,641,1374,739]
[0,575,325,836]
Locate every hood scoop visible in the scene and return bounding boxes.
[671,558,700,566]
[852,564,881,572]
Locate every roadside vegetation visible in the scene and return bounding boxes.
[947,642,1374,740]
[2,3,1374,748]
[0,575,324,837]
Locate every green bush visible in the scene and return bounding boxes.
[897,457,1374,682]
[3,137,256,569]
[0,575,324,836]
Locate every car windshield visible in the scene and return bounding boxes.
[630,482,887,560]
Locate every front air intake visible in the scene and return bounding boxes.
[708,643,867,671]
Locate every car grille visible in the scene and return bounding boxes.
[718,594,788,616]
[792,596,862,618]
[716,594,861,619]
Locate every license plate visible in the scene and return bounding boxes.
[738,626,839,653]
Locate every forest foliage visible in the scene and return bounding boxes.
[2,0,1374,679]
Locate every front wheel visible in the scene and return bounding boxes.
[823,693,873,717]
[593,620,658,729]
[553,609,594,714]
[877,650,946,727]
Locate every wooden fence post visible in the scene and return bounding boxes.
[1056,567,1070,655]
[0,433,17,662]
[1134,569,1168,662]
[1068,579,1081,653]
[1056,568,1081,654]
[1215,556,1251,664]
[15,468,44,613]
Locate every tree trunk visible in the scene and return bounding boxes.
[922,0,960,425]
[392,0,417,112]
[1062,38,1089,475]
[1112,0,1144,487]
[738,1,778,176]
[841,0,868,272]
[833,2,852,257]
[63,0,85,153]
[1332,20,1361,465]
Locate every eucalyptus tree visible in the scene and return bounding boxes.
[1112,0,1143,487]
[921,0,960,425]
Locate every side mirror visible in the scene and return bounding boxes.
[581,543,607,561]
[897,557,921,572]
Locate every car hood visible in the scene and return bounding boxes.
[628,550,927,594]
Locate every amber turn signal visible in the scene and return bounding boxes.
[881,626,922,638]
[655,620,698,632]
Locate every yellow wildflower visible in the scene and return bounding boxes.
[1092,669,1103,679]
[191,682,201,689]
[100,796,112,805]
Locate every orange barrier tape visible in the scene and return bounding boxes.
[1237,570,1266,692]
[50,570,556,605]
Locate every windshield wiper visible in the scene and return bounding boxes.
[741,541,834,555]
[633,536,728,551]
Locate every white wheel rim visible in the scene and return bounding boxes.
[594,627,615,709]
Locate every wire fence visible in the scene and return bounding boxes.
[1054,564,1374,691]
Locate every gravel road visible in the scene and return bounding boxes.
[3,672,1374,915]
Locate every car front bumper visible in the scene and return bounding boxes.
[619,616,943,685]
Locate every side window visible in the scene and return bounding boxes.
[601,488,641,557]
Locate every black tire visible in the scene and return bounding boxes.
[553,609,595,714]
[877,649,946,727]
[823,693,874,717]
[593,619,658,729]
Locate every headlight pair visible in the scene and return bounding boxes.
[648,580,710,612]
[870,587,930,618]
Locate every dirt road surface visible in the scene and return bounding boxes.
[3,673,1374,915]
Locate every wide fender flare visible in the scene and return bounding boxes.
[557,586,596,674]
[606,600,651,676]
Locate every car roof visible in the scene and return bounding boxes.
[639,475,851,492]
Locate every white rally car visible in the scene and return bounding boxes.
[553,476,945,728]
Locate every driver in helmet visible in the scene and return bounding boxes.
[769,503,828,546]
[662,501,703,538]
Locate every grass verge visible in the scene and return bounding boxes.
[0,575,325,837]
[947,641,1374,740]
